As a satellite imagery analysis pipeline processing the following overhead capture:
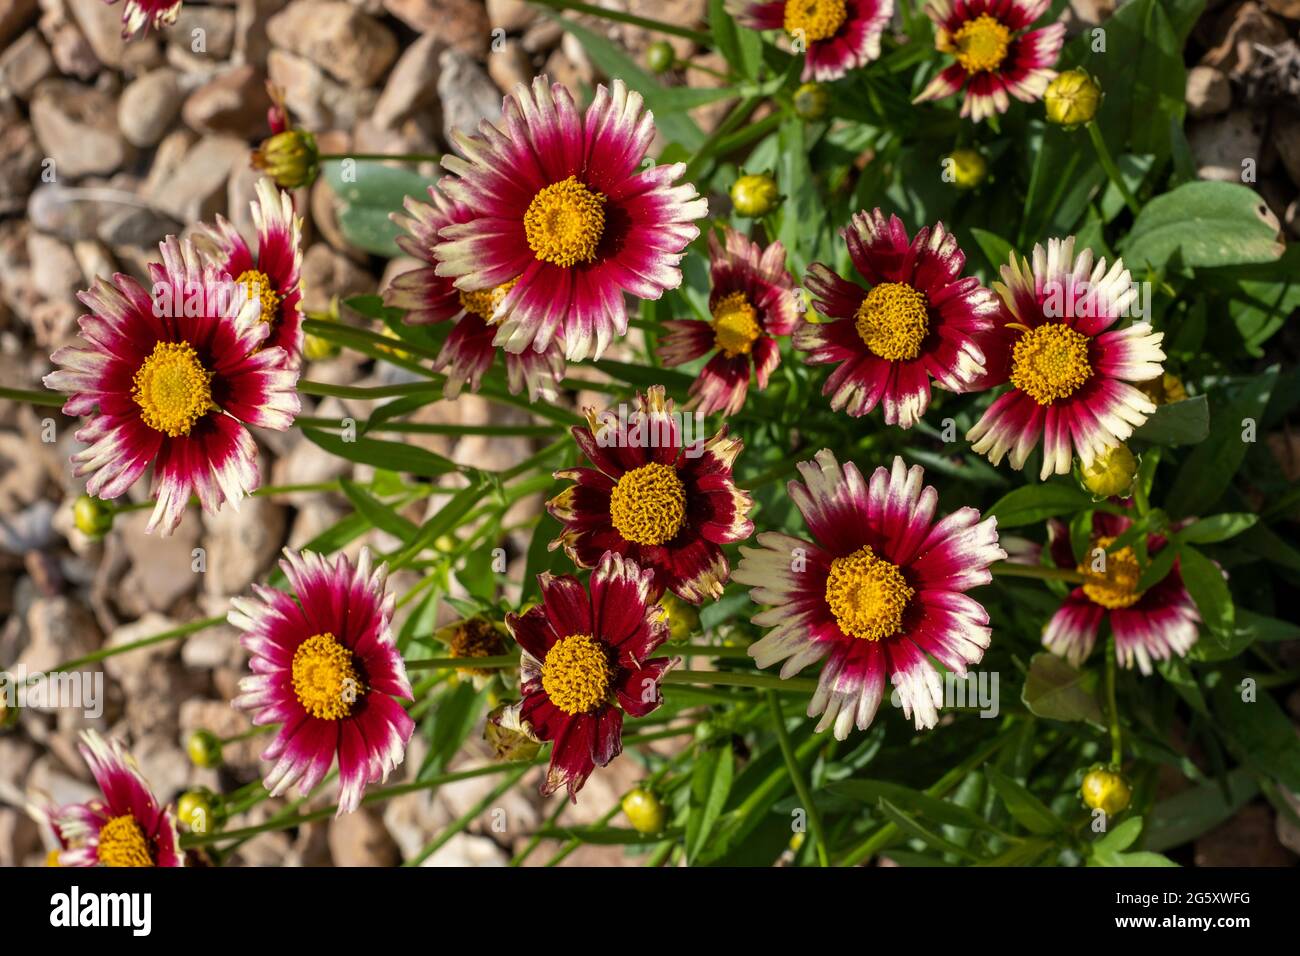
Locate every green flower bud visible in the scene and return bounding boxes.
[645,41,676,75]
[177,788,217,834]
[945,148,988,190]
[1045,69,1102,129]
[252,129,320,190]
[621,786,667,834]
[658,593,700,643]
[1081,766,1131,816]
[792,82,830,121]
[1081,444,1138,498]
[730,172,780,218]
[187,729,223,769]
[73,494,114,539]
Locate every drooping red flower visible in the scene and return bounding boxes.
[797,209,1001,428]
[44,236,300,535]
[231,548,415,815]
[913,0,1066,122]
[1043,510,1200,674]
[435,76,707,362]
[735,452,1006,738]
[657,227,798,417]
[547,385,754,604]
[384,185,566,401]
[502,551,676,799]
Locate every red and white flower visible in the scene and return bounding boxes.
[657,227,797,417]
[231,548,415,816]
[35,731,183,867]
[435,76,707,362]
[966,236,1165,480]
[44,237,300,535]
[200,177,305,367]
[501,551,676,799]
[729,0,894,82]
[106,0,182,40]
[797,209,1000,428]
[384,186,566,401]
[1043,511,1200,674]
[735,452,1006,737]
[914,0,1065,122]
[547,386,754,604]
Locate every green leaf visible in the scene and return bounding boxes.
[708,0,763,80]
[987,483,1095,527]
[1093,817,1144,854]
[686,744,735,863]
[1178,545,1233,637]
[1130,396,1209,446]
[1021,653,1105,723]
[301,427,460,478]
[324,162,438,258]
[418,681,488,779]
[1212,679,1300,792]
[1143,768,1258,851]
[969,227,1013,275]
[339,479,418,541]
[876,798,982,861]
[1177,512,1258,544]
[827,780,993,833]
[984,767,1064,835]
[1119,182,1284,271]
[1136,544,1180,593]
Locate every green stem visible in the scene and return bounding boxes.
[295,416,557,438]
[0,386,63,407]
[662,669,820,694]
[683,96,762,183]
[108,481,342,515]
[23,615,225,684]
[768,692,829,867]
[990,562,1086,584]
[403,765,531,866]
[662,642,756,660]
[299,379,441,400]
[1106,635,1123,767]
[1086,122,1140,217]
[319,153,440,164]
[533,0,710,45]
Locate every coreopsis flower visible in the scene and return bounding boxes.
[913,0,1066,122]
[43,237,300,535]
[31,731,182,867]
[797,209,1001,428]
[547,385,754,604]
[435,76,707,362]
[1042,511,1200,674]
[501,551,676,798]
[734,452,1006,738]
[656,227,798,417]
[231,548,415,815]
[200,177,305,366]
[966,237,1165,480]
[105,0,181,40]
[384,186,565,402]
[729,0,894,82]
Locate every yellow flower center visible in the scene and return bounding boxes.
[1010,323,1093,405]
[855,282,930,361]
[131,341,215,437]
[824,545,915,641]
[292,632,363,720]
[952,14,1012,73]
[97,814,153,868]
[541,634,612,715]
[236,269,282,323]
[523,176,607,267]
[784,0,847,42]
[711,291,762,357]
[1079,537,1144,609]
[459,278,519,321]
[608,462,688,546]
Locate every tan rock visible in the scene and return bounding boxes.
[328,807,401,866]
[1185,64,1231,118]
[0,29,54,99]
[181,64,273,137]
[385,0,489,54]
[119,68,183,147]
[266,0,398,88]
[30,80,132,178]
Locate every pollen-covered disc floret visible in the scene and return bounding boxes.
[237,269,284,323]
[913,0,1066,122]
[31,731,183,867]
[1010,322,1092,404]
[291,633,362,720]
[232,548,415,815]
[854,282,930,361]
[547,386,754,605]
[609,463,688,546]
[502,551,676,799]
[731,0,892,82]
[825,545,915,640]
[541,635,613,715]
[131,341,214,437]
[1043,510,1201,674]
[798,208,999,428]
[711,291,763,357]
[735,452,1006,738]
[523,176,607,267]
